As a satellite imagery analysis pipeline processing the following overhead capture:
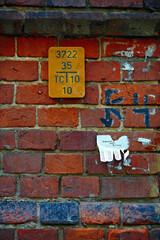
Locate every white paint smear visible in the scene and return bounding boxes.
[97,135,129,163]
[145,44,156,60]
[122,62,134,71]
[138,138,151,146]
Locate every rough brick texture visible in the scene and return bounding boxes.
[20,176,59,198]
[81,202,120,224]
[0,37,15,56]
[45,153,83,174]
[64,229,105,240]
[0,131,15,150]
[5,0,45,6]
[90,0,143,8]
[18,130,57,150]
[62,177,99,198]
[0,16,160,239]
[0,176,16,197]
[122,203,160,225]
[17,37,57,57]
[40,202,79,224]
[107,229,149,240]
[0,202,37,224]
[38,108,78,127]
[0,107,36,127]
[60,131,97,151]
[0,229,14,240]
[16,85,57,105]
[3,153,42,173]
[18,229,59,240]
[0,61,38,81]
[0,84,14,104]
[102,177,159,199]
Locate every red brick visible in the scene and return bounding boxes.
[102,177,159,199]
[123,61,160,81]
[150,229,160,240]
[38,108,78,127]
[20,176,59,198]
[0,131,15,150]
[0,37,15,56]
[98,131,159,152]
[90,0,143,7]
[122,203,160,225]
[16,85,56,105]
[59,85,99,105]
[0,84,14,104]
[3,153,42,173]
[101,84,160,105]
[102,38,160,58]
[85,153,124,174]
[0,61,38,81]
[18,37,57,57]
[60,131,97,151]
[45,153,83,174]
[0,107,36,127]
[126,154,160,174]
[62,177,99,198]
[81,202,120,224]
[18,130,57,150]
[0,202,36,224]
[86,61,120,82]
[64,228,105,240]
[81,108,121,127]
[124,108,160,128]
[0,229,14,240]
[0,176,16,197]
[3,109,34,130]
[107,229,149,240]
[41,61,48,80]
[60,39,99,59]
[18,229,59,240]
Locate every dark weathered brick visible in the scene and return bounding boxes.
[40,202,79,224]
[150,228,160,240]
[0,202,37,224]
[5,0,45,6]
[0,10,23,35]
[81,202,120,224]
[24,11,64,36]
[145,0,160,8]
[90,0,143,8]
[18,229,59,240]
[0,229,14,240]
[123,203,160,225]
[102,177,159,199]
[47,0,86,7]
[3,152,42,173]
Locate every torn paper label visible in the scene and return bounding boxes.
[97,135,129,163]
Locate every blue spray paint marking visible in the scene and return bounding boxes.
[100,108,121,127]
[105,89,124,105]
[133,93,138,105]
[133,108,150,127]
[144,95,149,105]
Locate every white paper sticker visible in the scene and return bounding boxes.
[97,135,129,163]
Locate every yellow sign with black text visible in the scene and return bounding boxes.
[49,47,85,98]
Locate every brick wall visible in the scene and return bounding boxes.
[0,1,160,240]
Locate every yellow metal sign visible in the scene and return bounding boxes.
[49,47,85,98]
